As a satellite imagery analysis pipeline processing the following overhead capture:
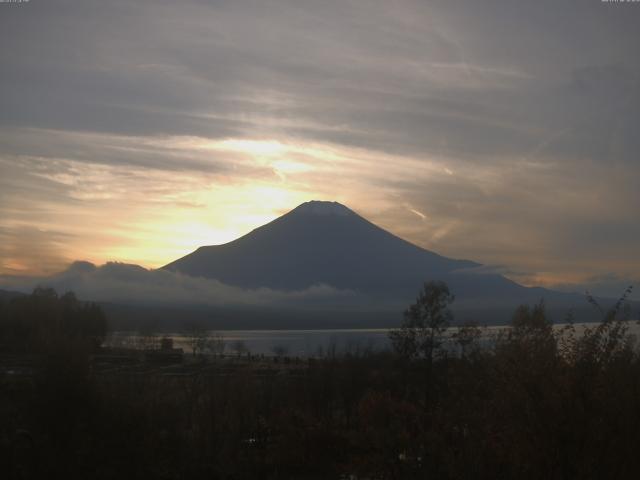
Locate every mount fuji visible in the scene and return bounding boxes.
[163,200,569,313]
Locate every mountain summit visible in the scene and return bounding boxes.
[291,200,354,217]
[163,200,533,301]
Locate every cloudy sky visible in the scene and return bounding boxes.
[1,0,639,297]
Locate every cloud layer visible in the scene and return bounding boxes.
[1,261,359,308]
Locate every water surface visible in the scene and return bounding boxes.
[106,321,640,357]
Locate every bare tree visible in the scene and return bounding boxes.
[453,321,483,358]
[187,323,210,357]
[388,281,454,365]
[231,339,249,357]
[206,333,226,357]
[271,344,289,357]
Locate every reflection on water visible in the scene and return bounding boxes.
[105,321,640,357]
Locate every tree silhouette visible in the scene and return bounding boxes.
[388,281,454,364]
[0,287,107,352]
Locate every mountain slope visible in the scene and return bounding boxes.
[163,201,533,300]
[0,289,26,301]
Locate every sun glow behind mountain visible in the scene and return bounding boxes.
[95,138,344,268]
[0,134,359,275]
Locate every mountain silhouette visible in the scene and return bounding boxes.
[163,200,547,303]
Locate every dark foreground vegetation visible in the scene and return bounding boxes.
[1,284,639,479]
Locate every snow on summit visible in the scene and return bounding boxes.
[293,201,353,216]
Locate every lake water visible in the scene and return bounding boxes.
[107,328,392,357]
[106,321,640,357]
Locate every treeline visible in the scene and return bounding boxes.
[2,285,640,479]
[0,287,107,352]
